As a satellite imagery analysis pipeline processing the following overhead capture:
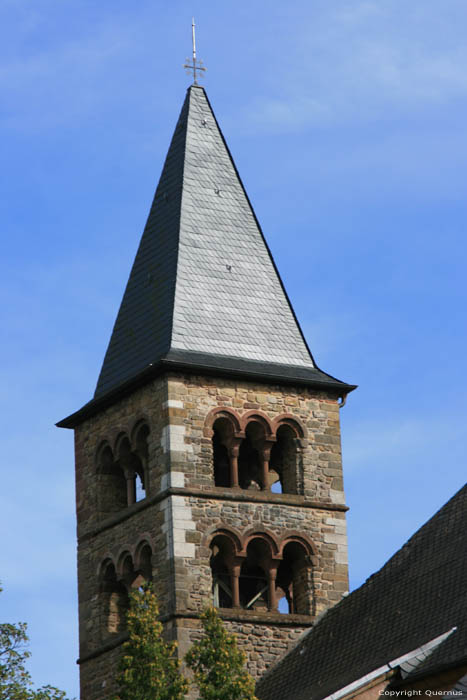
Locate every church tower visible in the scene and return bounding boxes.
[58,83,355,700]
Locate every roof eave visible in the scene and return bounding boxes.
[56,352,356,429]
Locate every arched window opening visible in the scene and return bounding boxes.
[120,553,134,582]
[134,423,150,496]
[276,542,310,615]
[212,418,233,487]
[239,539,270,610]
[137,543,153,582]
[97,445,127,517]
[134,423,150,459]
[108,584,129,633]
[238,423,264,490]
[210,535,235,608]
[99,562,128,638]
[269,425,299,495]
[117,437,147,505]
[135,464,145,502]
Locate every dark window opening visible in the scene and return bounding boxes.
[239,539,270,610]
[212,562,232,608]
[238,423,263,490]
[134,424,150,497]
[213,432,230,487]
[138,544,153,581]
[276,542,310,615]
[97,446,127,517]
[117,436,147,505]
[210,535,235,609]
[240,563,268,610]
[99,562,129,638]
[269,425,298,495]
[212,418,234,487]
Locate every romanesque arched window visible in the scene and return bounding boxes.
[210,533,236,608]
[276,541,311,615]
[98,545,153,641]
[269,424,299,494]
[212,418,233,487]
[207,529,314,615]
[135,541,153,582]
[97,444,127,518]
[239,538,271,611]
[96,425,150,518]
[206,409,305,493]
[116,436,146,506]
[98,560,129,639]
[133,422,150,498]
[238,423,264,490]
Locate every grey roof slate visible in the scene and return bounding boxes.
[453,672,467,697]
[94,85,325,399]
[256,483,467,700]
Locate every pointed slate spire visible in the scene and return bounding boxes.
[93,86,351,400]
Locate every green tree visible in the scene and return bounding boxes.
[185,607,257,700]
[0,585,72,700]
[113,584,188,700]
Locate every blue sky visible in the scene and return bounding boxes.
[1,1,466,696]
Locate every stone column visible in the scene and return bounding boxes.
[228,446,239,488]
[125,472,136,505]
[268,566,277,612]
[261,443,274,491]
[231,565,241,608]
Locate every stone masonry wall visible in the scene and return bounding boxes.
[74,371,349,700]
[166,373,347,507]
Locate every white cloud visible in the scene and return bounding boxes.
[240,1,467,132]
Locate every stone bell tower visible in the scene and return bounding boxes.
[58,83,355,700]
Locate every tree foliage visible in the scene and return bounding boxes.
[113,584,188,700]
[0,585,72,700]
[185,607,257,700]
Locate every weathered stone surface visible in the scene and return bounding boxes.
[75,372,349,699]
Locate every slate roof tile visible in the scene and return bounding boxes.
[93,85,336,399]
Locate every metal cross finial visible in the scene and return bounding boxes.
[183,18,206,85]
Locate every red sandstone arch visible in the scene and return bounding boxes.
[204,407,243,438]
[130,418,151,446]
[240,410,274,437]
[204,526,243,555]
[97,556,116,578]
[242,530,281,558]
[116,550,134,579]
[273,414,307,439]
[279,531,317,561]
[134,540,153,581]
[134,537,153,567]
[95,441,114,471]
[114,432,131,456]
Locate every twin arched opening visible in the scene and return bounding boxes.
[210,410,304,495]
[96,423,150,519]
[209,530,313,616]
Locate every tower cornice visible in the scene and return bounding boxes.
[57,352,355,429]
